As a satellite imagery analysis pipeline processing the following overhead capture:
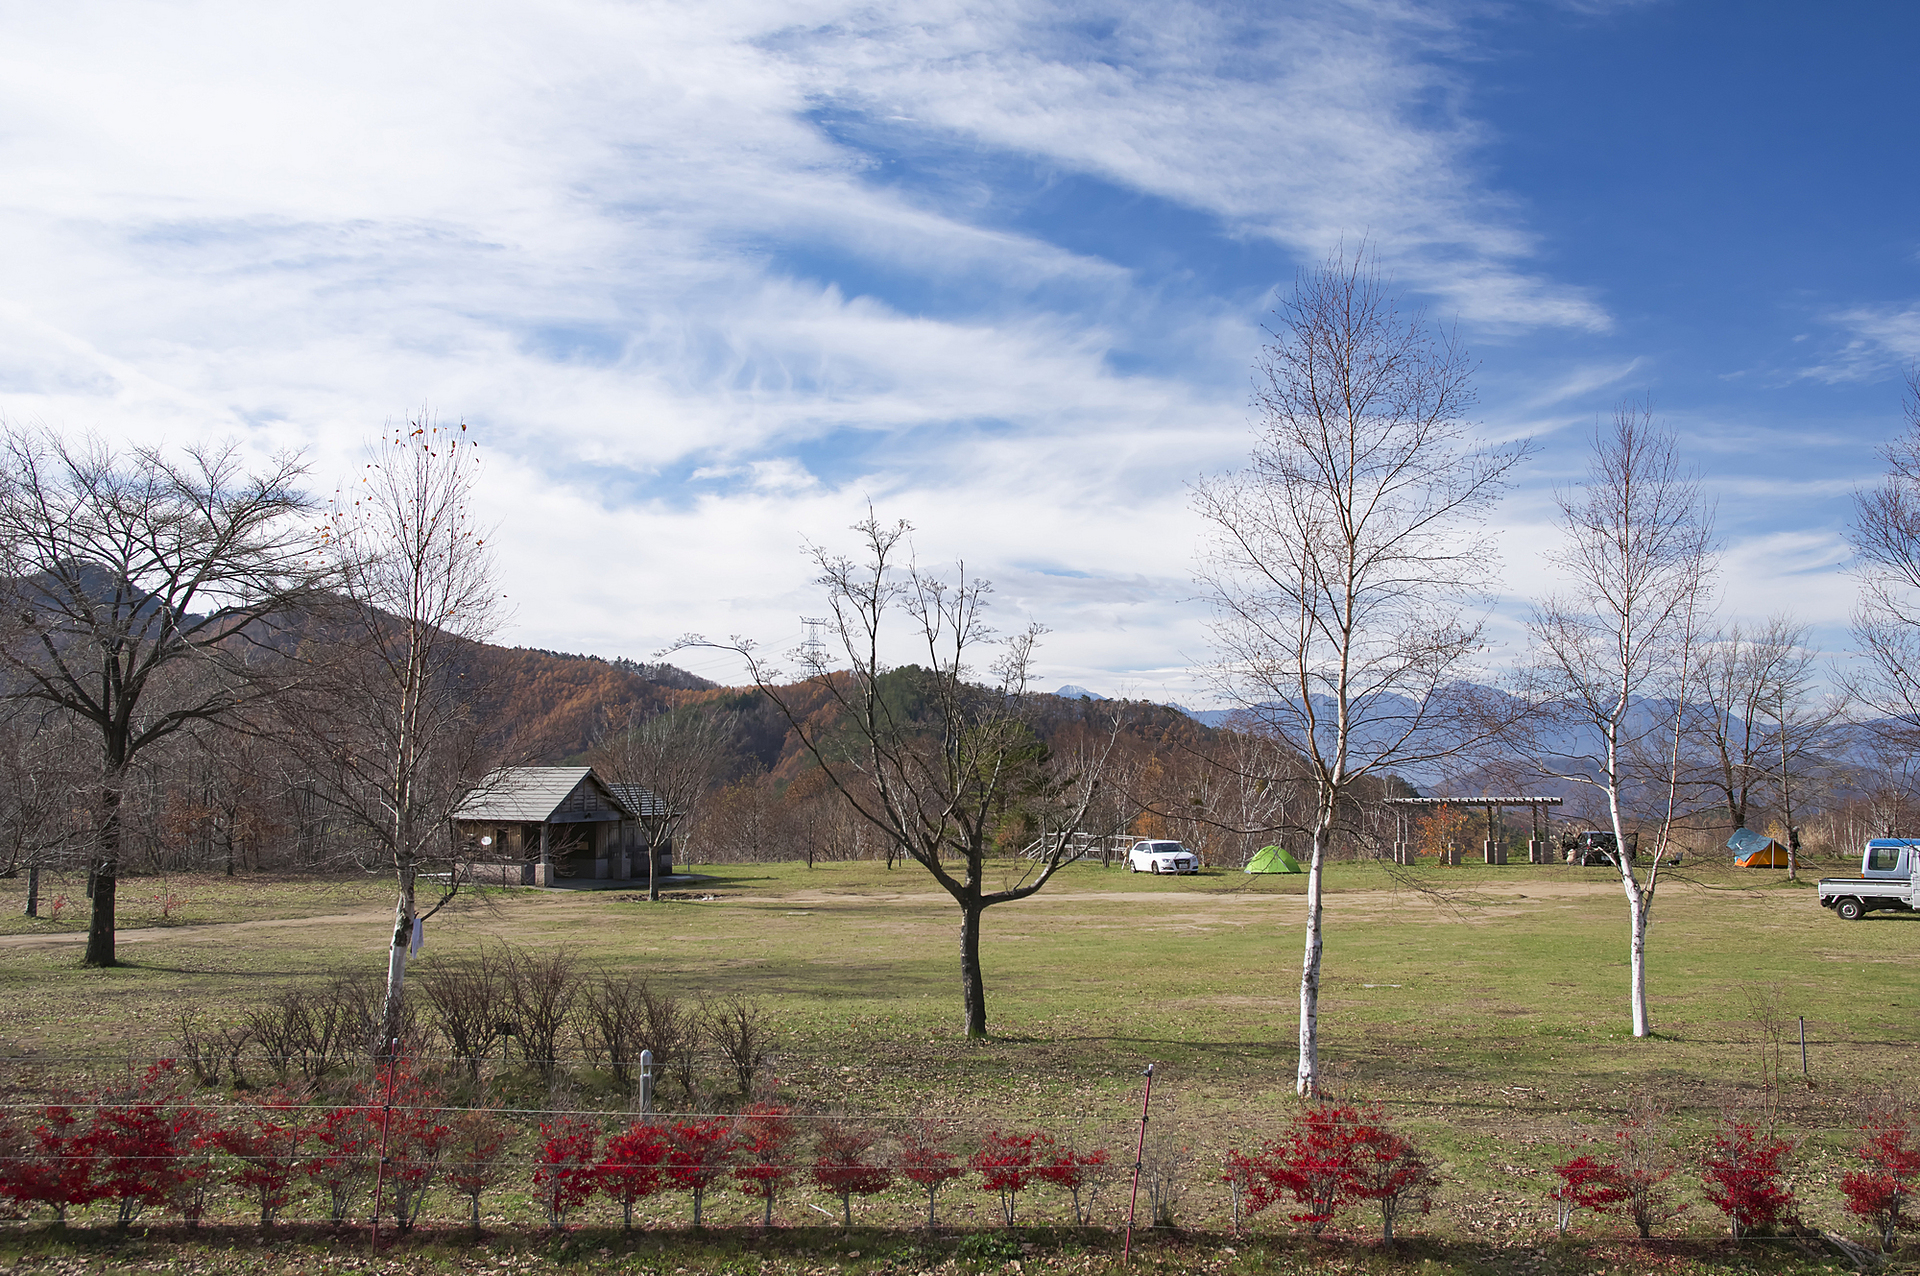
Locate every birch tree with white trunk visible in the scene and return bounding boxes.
[1193,247,1528,1097]
[321,418,501,1060]
[1523,403,1715,1038]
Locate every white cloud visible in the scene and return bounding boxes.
[1801,303,1920,384]
[0,0,1611,691]
[772,0,1608,330]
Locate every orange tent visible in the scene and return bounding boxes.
[1728,828,1789,868]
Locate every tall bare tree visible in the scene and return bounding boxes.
[590,706,735,900]
[1519,403,1715,1038]
[316,417,501,1057]
[1193,247,1527,1096]
[1688,619,1803,833]
[1759,624,1840,881]
[1847,368,1920,797]
[1686,618,1841,880]
[0,430,326,965]
[681,515,1113,1039]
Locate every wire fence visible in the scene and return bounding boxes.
[0,1055,1908,1244]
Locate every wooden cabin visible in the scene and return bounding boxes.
[452,766,673,886]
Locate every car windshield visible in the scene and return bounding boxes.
[1147,843,1186,853]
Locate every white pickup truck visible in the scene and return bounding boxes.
[1818,840,1920,920]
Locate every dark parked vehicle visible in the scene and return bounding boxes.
[1565,830,1637,866]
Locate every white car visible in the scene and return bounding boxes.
[1128,840,1199,874]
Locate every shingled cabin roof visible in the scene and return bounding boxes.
[606,783,673,821]
[453,766,635,822]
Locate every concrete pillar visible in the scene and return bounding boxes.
[538,823,554,887]
[1485,839,1506,866]
[1528,839,1546,864]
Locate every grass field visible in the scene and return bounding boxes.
[0,854,1912,1272]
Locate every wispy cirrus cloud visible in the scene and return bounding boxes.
[772,1,1607,331]
[0,0,1614,699]
[1801,303,1920,384]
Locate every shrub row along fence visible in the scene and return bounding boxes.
[167,947,773,1099]
[3,1062,1918,1255]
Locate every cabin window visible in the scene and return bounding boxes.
[1869,845,1900,872]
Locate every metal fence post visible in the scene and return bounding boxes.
[1124,1063,1154,1264]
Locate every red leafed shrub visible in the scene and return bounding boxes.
[811,1123,894,1227]
[306,1102,376,1224]
[1841,1112,1920,1251]
[0,1100,98,1222]
[168,1100,220,1229]
[1222,1148,1259,1234]
[732,1104,800,1227]
[973,1130,1054,1226]
[1552,1109,1683,1240]
[531,1118,599,1231]
[1036,1146,1111,1225]
[599,1119,670,1230]
[217,1091,308,1227]
[1551,1154,1628,1235]
[899,1121,965,1228]
[1700,1120,1796,1241]
[377,1066,452,1234]
[1341,1115,1435,1243]
[444,1108,516,1236]
[1231,1104,1433,1242]
[1250,1104,1358,1237]
[89,1060,200,1227]
[664,1116,734,1227]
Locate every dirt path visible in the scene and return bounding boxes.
[0,906,397,952]
[0,874,1681,953]
[765,878,1632,905]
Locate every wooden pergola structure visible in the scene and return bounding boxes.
[1382,795,1564,865]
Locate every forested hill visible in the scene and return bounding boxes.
[619,669,1222,788]
[454,646,713,763]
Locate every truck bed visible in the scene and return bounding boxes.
[1817,877,1916,892]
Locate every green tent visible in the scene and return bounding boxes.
[1245,845,1303,874]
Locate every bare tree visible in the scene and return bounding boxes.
[680,515,1114,1039]
[314,417,502,1058]
[1847,368,1920,803]
[1192,246,1527,1096]
[1688,620,1803,837]
[1685,615,1843,881]
[1518,403,1715,1038]
[0,714,88,878]
[1757,623,1842,880]
[0,430,327,965]
[590,706,734,900]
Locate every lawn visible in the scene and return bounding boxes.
[0,854,1910,1271]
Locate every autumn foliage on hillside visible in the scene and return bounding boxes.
[460,646,688,762]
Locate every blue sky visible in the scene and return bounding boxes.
[0,0,1911,701]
